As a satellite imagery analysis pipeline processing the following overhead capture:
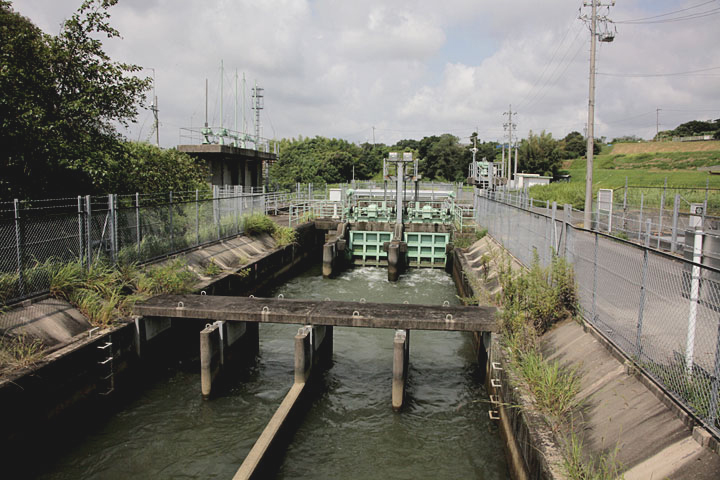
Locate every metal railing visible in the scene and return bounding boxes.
[474,189,720,438]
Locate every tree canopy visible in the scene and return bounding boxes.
[1,1,206,200]
[657,119,720,140]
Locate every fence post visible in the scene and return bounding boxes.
[592,231,598,323]
[551,202,557,255]
[622,177,628,232]
[135,193,141,258]
[671,194,680,253]
[195,189,200,245]
[77,196,84,268]
[709,320,720,428]
[234,185,240,234]
[686,230,703,373]
[645,218,652,247]
[658,178,666,249]
[169,191,174,252]
[13,199,25,297]
[214,185,220,239]
[564,204,571,259]
[108,194,116,264]
[636,245,649,358]
[86,195,92,267]
[638,193,644,242]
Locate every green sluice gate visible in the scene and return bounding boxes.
[348,230,449,268]
[405,232,449,268]
[348,230,393,266]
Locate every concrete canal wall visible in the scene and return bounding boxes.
[0,221,323,460]
[455,236,720,479]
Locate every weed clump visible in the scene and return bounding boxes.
[242,213,276,236]
[0,333,45,371]
[497,253,579,419]
[44,258,196,327]
[272,226,297,246]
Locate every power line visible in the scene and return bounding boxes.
[515,16,583,110]
[523,36,587,113]
[518,26,586,113]
[597,66,720,77]
[617,7,720,24]
[615,0,717,23]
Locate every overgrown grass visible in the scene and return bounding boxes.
[519,350,581,419]
[203,258,223,276]
[44,257,196,327]
[272,226,297,246]
[563,431,624,480]
[242,213,277,236]
[493,250,626,477]
[0,333,45,370]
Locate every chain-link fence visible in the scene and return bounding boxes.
[475,189,720,438]
[0,189,272,312]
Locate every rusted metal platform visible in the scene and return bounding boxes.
[133,295,498,332]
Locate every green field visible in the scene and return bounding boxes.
[528,145,720,213]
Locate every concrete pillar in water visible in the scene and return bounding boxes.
[313,324,333,367]
[200,322,222,399]
[200,320,259,399]
[392,329,410,411]
[388,242,401,282]
[295,326,312,384]
[322,242,335,278]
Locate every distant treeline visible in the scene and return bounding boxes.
[269,131,600,189]
[657,119,720,140]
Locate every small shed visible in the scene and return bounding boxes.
[516,173,552,189]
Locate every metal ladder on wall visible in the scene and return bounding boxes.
[97,335,115,396]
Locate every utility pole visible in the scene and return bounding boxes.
[503,105,517,185]
[146,68,159,146]
[242,73,246,148]
[580,0,615,229]
[656,107,662,141]
[372,126,376,147]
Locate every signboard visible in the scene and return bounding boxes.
[597,188,613,232]
[689,203,704,229]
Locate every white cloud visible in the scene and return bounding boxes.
[10,0,720,145]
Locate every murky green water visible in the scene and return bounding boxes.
[33,266,508,479]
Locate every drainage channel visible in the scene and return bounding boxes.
[32,265,508,479]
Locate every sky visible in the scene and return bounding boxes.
[10,0,720,148]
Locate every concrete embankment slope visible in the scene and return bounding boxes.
[543,319,720,479]
[458,236,720,479]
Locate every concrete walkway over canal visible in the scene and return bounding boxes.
[133,294,498,332]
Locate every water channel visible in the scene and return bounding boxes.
[33,265,508,479]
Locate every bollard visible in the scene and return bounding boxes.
[387,243,401,282]
[313,325,333,367]
[322,243,335,278]
[392,329,410,411]
[200,323,222,399]
[294,326,312,384]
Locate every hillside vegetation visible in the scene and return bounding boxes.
[611,141,720,155]
[528,143,720,212]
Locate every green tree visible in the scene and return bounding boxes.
[107,142,209,194]
[0,0,152,199]
[517,130,563,177]
[418,134,465,181]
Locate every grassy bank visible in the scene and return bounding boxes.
[529,146,720,212]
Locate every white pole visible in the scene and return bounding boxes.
[686,230,703,373]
